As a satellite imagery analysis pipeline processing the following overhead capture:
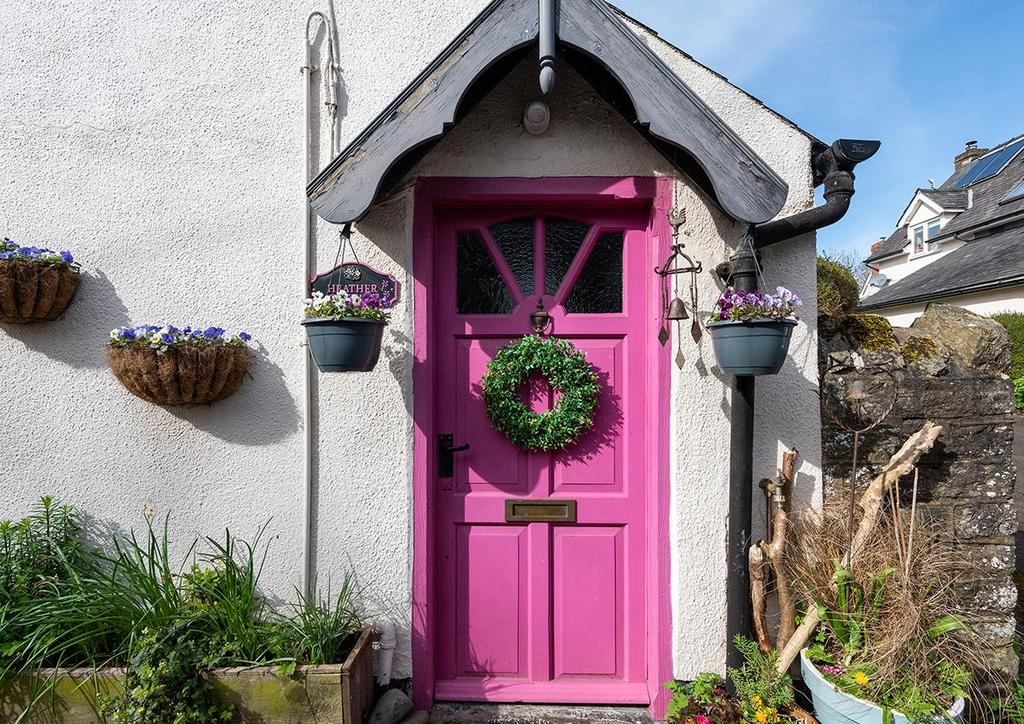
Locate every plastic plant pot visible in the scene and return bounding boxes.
[800,650,964,724]
[302,317,386,373]
[707,318,797,376]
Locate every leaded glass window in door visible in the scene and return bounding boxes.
[454,216,625,315]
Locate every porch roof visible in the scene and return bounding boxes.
[306,0,791,225]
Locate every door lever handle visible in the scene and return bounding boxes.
[438,434,470,479]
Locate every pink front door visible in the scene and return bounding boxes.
[432,205,652,705]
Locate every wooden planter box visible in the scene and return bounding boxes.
[1,628,375,724]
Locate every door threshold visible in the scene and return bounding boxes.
[430,702,655,724]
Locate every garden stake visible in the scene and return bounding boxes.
[906,467,919,581]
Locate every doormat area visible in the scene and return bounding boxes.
[430,703,655,724]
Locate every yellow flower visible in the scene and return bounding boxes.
[853,671,871,686]
[752,695,763,708]
[754,710,769,724]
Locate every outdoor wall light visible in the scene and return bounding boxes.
[523,100,551,135]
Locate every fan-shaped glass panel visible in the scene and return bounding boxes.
[489,219,534,296]
[565,232,624,313]
[544,218,591,295]
[457,232,515,314]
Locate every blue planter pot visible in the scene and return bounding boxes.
[301,317,386,373]
[801,651,964,724]
[707,318,797,376]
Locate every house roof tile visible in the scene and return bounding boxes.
[864,133,1024,263]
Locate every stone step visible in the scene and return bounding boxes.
[429,703,655,724]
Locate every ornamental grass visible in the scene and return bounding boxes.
[0,497,365,722]
[786,492,989,721]
[0,238,80,323]
[106,325,252,405]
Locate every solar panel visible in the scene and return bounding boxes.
[953,138,1024,189]
[1005,180,1024,202]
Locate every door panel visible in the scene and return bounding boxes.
[455,338,529,494]
[455,525,528,677]
[553,338,622,493]
[553,526,623,678]
[434,206,650,705]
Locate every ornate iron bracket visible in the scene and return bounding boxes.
[654,209,703,278]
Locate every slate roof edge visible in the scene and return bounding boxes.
[609,5,824,149]
[860,274,1024,310]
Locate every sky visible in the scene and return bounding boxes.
[611,0,1024,260]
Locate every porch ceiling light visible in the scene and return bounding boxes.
[523,100,551,135]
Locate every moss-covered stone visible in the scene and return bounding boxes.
[899,335,938,362]
[842,313,898,352]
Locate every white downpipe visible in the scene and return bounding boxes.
[301,10,339,600]
[376,621,397,686]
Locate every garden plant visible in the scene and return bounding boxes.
[0,237,81,323]
[302,289,394,372]
[0,497,364,723]
[706,285,803,376]
[106,324,253,404]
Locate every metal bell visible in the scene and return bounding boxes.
[666,296,689,321]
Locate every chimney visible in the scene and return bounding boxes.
[870,236,886,254]
[954,140,987,170]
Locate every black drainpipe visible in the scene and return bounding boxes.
[718,139,880,672]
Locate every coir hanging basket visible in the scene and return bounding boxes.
[106,346,250,405]
[0,260,80,323]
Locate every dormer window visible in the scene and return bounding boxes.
[911,217,941,255]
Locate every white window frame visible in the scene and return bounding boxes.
[909,217,942,257]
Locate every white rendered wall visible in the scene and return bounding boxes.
[0,0,820,684]
[864,195,965,297]
[875,286,1024,327]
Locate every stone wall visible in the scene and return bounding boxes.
[820,304,1018,675]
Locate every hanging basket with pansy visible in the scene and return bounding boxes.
[0,237,81,324]
[301,290,394,373]
[106,325,252,405]
[706,286,803,376]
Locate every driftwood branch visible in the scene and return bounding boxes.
[749,545,772,651]
[774,422,943,673]
[749,449,799,653]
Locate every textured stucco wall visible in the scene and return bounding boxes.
[0,0,820,684]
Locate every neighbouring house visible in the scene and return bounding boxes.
[0,0,877,719]
[861,135,1024,326]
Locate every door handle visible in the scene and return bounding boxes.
[438,434,470,479]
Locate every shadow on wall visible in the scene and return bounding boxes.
[163,347,300,445]
[384,326,413,417]
[1,271,131,368]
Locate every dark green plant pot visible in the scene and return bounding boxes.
[707,318,797,376]
[301,317,386,373]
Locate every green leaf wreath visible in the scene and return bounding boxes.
[481,335,601,451]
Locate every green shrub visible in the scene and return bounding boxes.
[0,496,82,606]
[1014,378,1024,412]
[1,499,364,722]
[817,256,860,321]
[993,312,1024,380]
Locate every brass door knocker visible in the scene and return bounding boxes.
[530,299,552,335]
